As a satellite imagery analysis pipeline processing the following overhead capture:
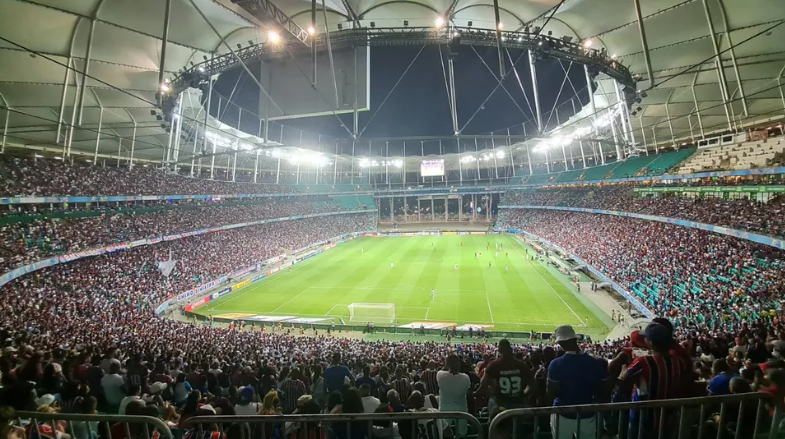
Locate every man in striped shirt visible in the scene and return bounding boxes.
[420,360,439,395]
[280,368,307,414]
[392,366,412,403]
[621,322,692,439]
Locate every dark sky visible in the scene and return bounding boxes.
[213,45,589,143]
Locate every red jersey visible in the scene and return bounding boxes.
[485,356,532,408]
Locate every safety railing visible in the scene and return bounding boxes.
[489,393,783,439]
[183,411,484,439]
[15,411,174,439]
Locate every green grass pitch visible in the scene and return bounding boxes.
[198,235,610,337]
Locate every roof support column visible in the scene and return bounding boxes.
[665,90,675,146]
[492,0,505,77]
[632,0,654,88]
[158,0,172,107]
[129,122,136,168]
[116,138,122,167]
[447,57,460,135]
[311,0,317,85]
[352,47,359,139]
[93,107,103,165]
[254,150,259,183]
[276,156,281,184]
[1,104,8,154]
[529,51,543,134]
[334,142,339,185]
[718,1,748,117]
[578,141,586,169]
[77,19,96,126]
[56,58,72,145]
[583,65,599,165]
[778,64,785,116]
[691,74,706,138]
[639,116,649,155]
[700,0,734,131]
[614,80,629,154]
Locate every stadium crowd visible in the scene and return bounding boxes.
[0,197,364,272]
[3,158,785,439]
[499,209,784,332]
[502,187,785,238]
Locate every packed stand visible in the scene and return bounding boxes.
[0,210,783,438]
[502,187,785,238]
[499,209,785,332]
[0,156,284,196]
[0,197,370,272]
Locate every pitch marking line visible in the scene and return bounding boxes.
[270,286,316,314]
[484,290,495,323]
[425,308,430,320]
[508,235,586,327]
[324,304,341,316]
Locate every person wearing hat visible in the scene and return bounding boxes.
[620,322,692,439]
[546,325,608,439]
[234,386,259,415]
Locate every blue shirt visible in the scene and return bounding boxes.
[708,373,738,396]
[324,365,353,394]
[548,352,608,407]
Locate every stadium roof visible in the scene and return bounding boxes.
[0,0,783,164]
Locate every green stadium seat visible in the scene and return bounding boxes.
[641,148,697,176]
[608,155,659,179]
[579,162,617,181]
[553,168,584,182]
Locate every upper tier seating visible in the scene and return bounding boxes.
[675,141,785,174]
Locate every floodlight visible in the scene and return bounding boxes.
[307,26,316,35]
[268,31,280,43]
[611,54,618,60]
[197,66,205,72]
[582,39,593,48]
[160,83,171,92]
[497,22,503,30]
[435,16,445,27]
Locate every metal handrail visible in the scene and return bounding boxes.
[184,411,484,439]
[16,412,174,439]
[489,393,782,439]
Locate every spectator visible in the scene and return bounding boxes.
[101,363,125,412]
[360,384,380,413]
[324,353,355,396]
[547,325,609,439]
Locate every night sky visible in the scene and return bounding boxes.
[213,45,590,145]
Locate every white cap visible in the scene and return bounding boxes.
[149,382,167,394]
[554,325,577,342]
[36,394,56,407]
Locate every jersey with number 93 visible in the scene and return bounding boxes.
[485,357,532,408]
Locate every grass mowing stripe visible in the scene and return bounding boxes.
[196,235,609,338]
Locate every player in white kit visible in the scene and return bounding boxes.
[390,262,394,268]
[454,263,458,271]
[431,289,435,300]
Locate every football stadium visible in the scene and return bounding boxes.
[1,0,785,438]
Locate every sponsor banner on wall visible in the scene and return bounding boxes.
[155,300,171,316]
[185,296,210,312]
[285,317,333,324]
[231,265,257,278]
[231,279,251,291]
[212,287,232,300]
[251,273,267,282]
[177,275,228,301]
[397,322,456,330]
[470,232,486,235]
[243,315,297,322]
[442,232,457,235]
[212,313,255,319]
[455,324,493,331]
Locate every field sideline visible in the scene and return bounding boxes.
[197,235,610,337]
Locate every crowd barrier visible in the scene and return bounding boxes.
[499,205,785,251]
[16,411,173,439]
[489,393,783,439]
[505,229,654,319]
[0,210,373,289]
[183,411,484,439]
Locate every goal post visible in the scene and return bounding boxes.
[347,303,396,324]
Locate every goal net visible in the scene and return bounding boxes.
[347,303,396,324]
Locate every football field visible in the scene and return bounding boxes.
[198,235,610,337]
